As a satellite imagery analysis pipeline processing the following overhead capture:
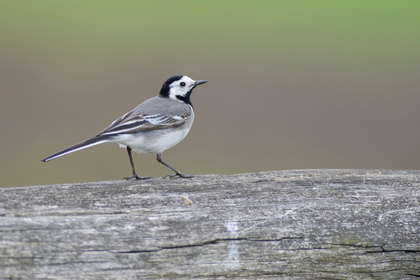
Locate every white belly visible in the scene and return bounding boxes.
[110,112,194,154]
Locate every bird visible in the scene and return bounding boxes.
[42,75,208,180]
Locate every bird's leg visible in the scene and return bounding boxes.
[123,147,152,180]
[157,153,194,179]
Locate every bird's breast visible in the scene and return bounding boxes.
[113,109,194,154]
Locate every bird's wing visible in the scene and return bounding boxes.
[98,110,191,136]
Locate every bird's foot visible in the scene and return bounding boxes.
[163,173,194,179]
[123,174,152,180]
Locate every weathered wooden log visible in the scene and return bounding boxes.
[0,170,419,279]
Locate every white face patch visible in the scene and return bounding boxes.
[168,76,196,102]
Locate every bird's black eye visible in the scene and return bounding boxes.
[180,82,186,87]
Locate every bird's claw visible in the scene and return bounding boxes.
[123,175,152,180]
[163,173,194,179]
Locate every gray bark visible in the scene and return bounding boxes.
[0,170,419,279]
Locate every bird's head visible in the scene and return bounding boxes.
[159,75,207,105]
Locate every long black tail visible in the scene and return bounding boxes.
[42,136,109,162]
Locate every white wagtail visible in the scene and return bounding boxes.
[42,75,207,179]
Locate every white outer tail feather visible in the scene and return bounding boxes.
[42,138,108,162]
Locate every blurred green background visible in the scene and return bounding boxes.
[1,1,419,187]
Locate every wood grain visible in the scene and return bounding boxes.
[1,170,419,279]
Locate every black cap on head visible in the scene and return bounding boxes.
[159,75,183,97]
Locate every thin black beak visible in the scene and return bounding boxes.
[194,80,208,86]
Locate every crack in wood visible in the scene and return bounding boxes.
[1,170,419,279]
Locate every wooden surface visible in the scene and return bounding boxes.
[0,170,419,279]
